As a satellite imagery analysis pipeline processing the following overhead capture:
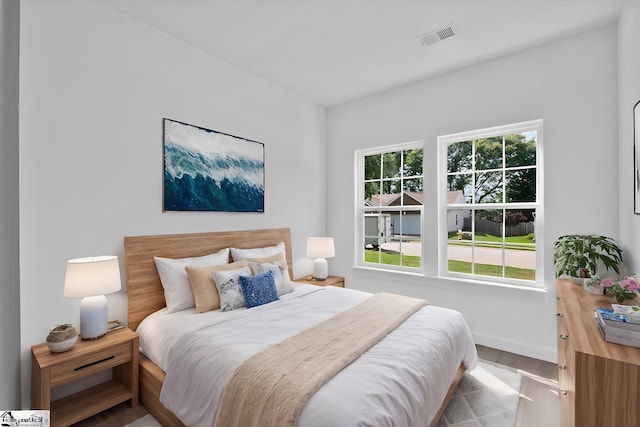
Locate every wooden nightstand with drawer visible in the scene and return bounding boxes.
[294,275,345,288]
[31,328,139,427]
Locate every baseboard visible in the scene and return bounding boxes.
[473,332,556,363]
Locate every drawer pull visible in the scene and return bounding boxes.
[559,364,567,370]
[560,390,568,396]
[557,313,564,318]
[75,355,115,372]
[560,334,568,340]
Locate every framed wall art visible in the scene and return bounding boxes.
[635,101,640,214]
[163,118,265,212]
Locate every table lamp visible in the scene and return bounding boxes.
[306,237,335,280]
[64,255,122,340]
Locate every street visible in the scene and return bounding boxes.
[380,241,536,269]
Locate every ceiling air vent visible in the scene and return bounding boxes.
[418,24,456,46]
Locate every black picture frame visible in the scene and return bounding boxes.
[635,101,640,214]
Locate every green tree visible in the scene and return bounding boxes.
[447,141,472,202]
[505,134,536,204]
[364,154,381,201]
[446,133,536,204]
[403,148,423,177]
[403,148,423,192]
[364,148,424,201]
[382,152,401,178]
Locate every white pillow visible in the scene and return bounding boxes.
[154,248,230,313]
[231,242,286,263]
[211,266,252,312]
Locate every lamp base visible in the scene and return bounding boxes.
[80,295,108,340]
[312,258,329,280]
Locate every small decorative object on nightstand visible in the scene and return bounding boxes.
[46,324,78,353]
[306,237,335,280]
[295,275,345,288]
[31,328,139,427]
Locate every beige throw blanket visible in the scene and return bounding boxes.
[213,292,429,427]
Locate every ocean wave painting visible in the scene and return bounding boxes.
[163,118,265,212]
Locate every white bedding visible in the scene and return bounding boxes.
[137,284,478,427]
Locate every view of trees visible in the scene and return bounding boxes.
[364,148,423,201]
[447,133,536,222]
[447,133,536,202]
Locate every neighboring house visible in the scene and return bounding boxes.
[365,192,423,238]
[365,191,469,237]
[447,190,471,233]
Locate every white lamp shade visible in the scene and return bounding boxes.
[306,237,335,259]
[64,256,122,298]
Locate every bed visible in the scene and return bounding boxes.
[124,228,477,427]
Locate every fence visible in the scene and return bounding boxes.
[462,217,534,237]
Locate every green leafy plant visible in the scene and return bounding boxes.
[553,235,623,278]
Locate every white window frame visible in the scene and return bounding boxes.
[355,141,424,273]
[437,119,544,288]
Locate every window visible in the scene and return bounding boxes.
[439,120,542,286]
[356,142,423,271]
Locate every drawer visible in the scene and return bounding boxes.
[50,342,132,388]
[556,298,567,330]
[558,355,574,391]
[558,330,570,355]
[559,386,575,427]
[558,336,575,385]
[558,362,575,427]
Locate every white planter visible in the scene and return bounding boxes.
[584,284,604,295]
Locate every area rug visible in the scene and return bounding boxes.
[436,360,522,427]
[126,360,521,427]
[125,413,162,427]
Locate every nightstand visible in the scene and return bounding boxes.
[294,275,345,288]
[31,328,139,427]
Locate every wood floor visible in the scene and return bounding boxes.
[71,345,560,427]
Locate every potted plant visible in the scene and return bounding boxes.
[553,235,623,281]
[601,276,640,304]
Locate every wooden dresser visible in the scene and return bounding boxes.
[556,279,640,427]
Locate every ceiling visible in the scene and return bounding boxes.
[111,0,624,107]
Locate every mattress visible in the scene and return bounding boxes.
[136,284,478,427]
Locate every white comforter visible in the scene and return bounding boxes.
[137,284,478,427]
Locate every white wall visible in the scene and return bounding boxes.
[618,1,640,273]
[19,1,326,406]
[327,24,619,362]
[0,0,21,409]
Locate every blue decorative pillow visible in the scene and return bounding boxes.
[239,271,280,308]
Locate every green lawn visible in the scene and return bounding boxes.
[364,249,421,268]
[447,260,535,280]
[364,249,535,280]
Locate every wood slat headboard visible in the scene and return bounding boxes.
[124,228,293,331]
